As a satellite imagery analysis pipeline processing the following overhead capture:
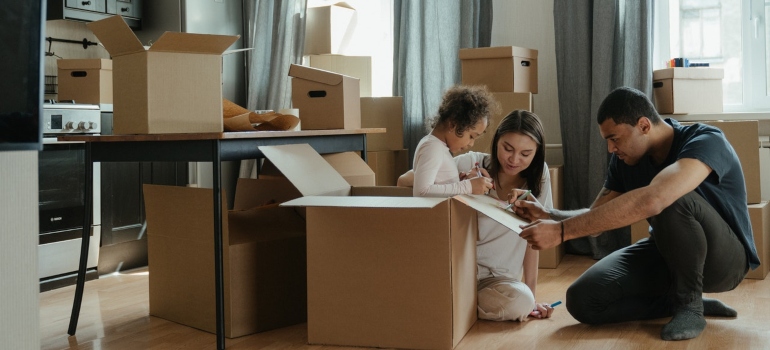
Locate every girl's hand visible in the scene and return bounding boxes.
[470,176,494,195]
[528,302,555,319]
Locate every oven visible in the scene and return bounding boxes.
[38,102,101,290]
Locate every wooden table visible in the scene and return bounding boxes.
[58,129,384,350]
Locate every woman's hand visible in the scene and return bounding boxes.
[528,302,555,319]
[508,190,550,221]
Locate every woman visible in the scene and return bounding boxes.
[398,109,555,321]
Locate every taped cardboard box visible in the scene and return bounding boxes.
[87,15,238,134]
[746,201,770,280]
[289,64,361,130]
[143,179,306,338]
[366,149,409,186]
[57,59,113,104]
[459,46,538,93]
[539,165,566,268]
[306,55,372,97]
[304,2,356,55]
[653,68,723,115]
[261,144,531,349]
[361,96,404,151]
[467,92,532,154]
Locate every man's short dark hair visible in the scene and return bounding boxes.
[596,86,662,126]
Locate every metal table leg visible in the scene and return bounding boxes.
[68,142,93,335]
[212,140,226,349]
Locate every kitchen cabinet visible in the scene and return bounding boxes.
[48,0,142,30]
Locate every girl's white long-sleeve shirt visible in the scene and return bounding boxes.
[412,134,472,197]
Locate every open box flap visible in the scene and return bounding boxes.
[150,32,239,54]
[87,15,146,57]
[452,194,529,234]
[259,144,350,197]
[282,195,445,208]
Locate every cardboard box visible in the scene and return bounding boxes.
[260,151,375,187]
[468,92,532,154]
[459,46,538,93]
[304,2,356,55]
[366,149,409,186]
[87,16,238,134]
[746,201,770,280]
[261,144,532,349]
[143,179,307,338]
[289,64,361,130]
[306,55,372,97]
[57,59,113,104]
[683,120,769,204]
[540,165,565,269]
[630,220,651,244]
[361,97,404,151]
[653,68,724,115]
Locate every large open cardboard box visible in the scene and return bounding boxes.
[57,58,113,105]
[143,179,307,338]
[289,64,361,130]
[653,68,723,115]
[467,92,532,154]
[258,144,530,349]
[459,46,538,93]
[87,15,238,134]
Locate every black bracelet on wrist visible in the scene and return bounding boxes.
[560,221,565,243]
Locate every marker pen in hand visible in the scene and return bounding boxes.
[504,190,531,210]
[475,162,482,178]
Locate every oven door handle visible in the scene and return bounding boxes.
[44,137,85,145]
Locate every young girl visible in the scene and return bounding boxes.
[400,110,556,321]
[412,85,496,197]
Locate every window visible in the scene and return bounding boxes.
[655,0,770,111]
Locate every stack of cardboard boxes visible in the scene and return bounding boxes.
[630,120,770,280]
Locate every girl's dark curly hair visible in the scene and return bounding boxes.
[428,85,498,137]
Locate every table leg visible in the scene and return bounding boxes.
[212,140,226,349]
[68,142,93,336]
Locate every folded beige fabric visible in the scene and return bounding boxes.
[222,98,299,132]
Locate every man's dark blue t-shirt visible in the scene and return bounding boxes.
[603,118,759,269]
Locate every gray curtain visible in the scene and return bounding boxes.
[239,0,307,178]
[393,0,493,163]
[553,0,654,259]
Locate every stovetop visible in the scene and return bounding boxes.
[43,100,102,135]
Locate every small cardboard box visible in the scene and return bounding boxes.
[143,179,307,338]
[57,59,113,104]
[306,55,372,97]
[289,64,361,130]
[459,46,538,93]
[361,96,404,151]
[468,92,532,154]
[366,149,409,186]
[262,144,531,349]
[746,201,770,280]
[87,16,238,134]
[653,68,724,115]
[304,2,356,55]
[540,165,565,269]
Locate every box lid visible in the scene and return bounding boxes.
[459,46,538,60]
[149,32,239,55]
[87,15,146,57]
[259,144,351,196]
[452,194,528,233]
[57,59,112,70]
[289,64,357,86]
[652,67,724,80]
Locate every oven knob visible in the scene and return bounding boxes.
[64,121,74,130]
[88,121,98,130]
[77,121,87,130]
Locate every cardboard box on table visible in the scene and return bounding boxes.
[539,165,565,269]
[306,54,372,97]
[57,59,113,104]
[361,96,404,151]
[142,179,307,338]
[258,144,530,349]
[653,68,724,115]
[459,46,538,93]
[467,92,532,154]
[87,15,238,134]
[366,149,409,186]
[304,2,356,55]
[289,64,361,130]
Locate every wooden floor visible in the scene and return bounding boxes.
[40,254,770,350]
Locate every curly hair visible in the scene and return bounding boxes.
[428,85,498,137]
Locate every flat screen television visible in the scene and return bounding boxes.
[0,1,44,151]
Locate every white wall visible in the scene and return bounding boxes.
[491,0,562,165]
[0,151,40,349]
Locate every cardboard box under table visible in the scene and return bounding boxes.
[87,15,239,134]
[361,96,404,152]
[366,149,409,186]
[653,68,724,115]
[142,179,307,338]
[459,46,538,93]
[289,64,361,130]
[258,144,529,349]
[57,59,113,104]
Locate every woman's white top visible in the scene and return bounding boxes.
[412,134,472,197]
[454,151,554,281]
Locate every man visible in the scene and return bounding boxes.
[513,86,759,340]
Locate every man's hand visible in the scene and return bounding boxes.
[509,190,550,221]
[519,219,562,250]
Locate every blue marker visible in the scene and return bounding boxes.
[550,300,562,308]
